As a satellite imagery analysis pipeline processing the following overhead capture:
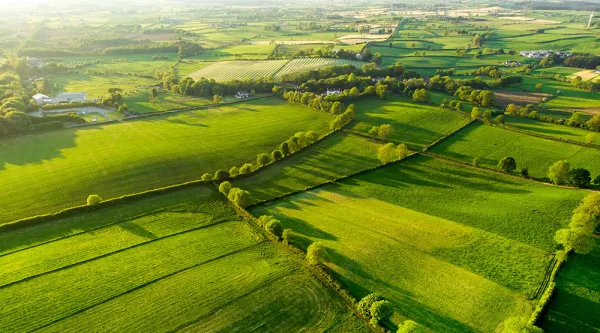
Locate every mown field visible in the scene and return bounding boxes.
[430,122,600,179]
[188,60,290,81]
[0,184,367,333]
[51,72,158,99]
[254,154,585,332]
[350,96,471,149]
[503,116,600,145]
[0,98,332,224]
[233,132,383,204]
[274,58,364,78]
[539,239,600,333]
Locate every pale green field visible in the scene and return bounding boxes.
[188,60,289,81]
[275,58,364,78]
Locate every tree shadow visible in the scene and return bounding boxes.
[118,220,158,240]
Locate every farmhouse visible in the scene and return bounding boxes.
[502,60,521,66]
[53,92,87,104]
[519,50,571,59]
[32,93,51,105]
[235,91,250,99]
[326,89,341,95]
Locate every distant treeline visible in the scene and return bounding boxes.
[19,41,202,59]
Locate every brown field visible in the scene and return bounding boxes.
[569,70,600,81]
[494,91,551,106]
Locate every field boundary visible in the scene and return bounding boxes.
[530,251,568,326]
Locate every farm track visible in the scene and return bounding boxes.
[0,218,239,290]
[29,241,267,333]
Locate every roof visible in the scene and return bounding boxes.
[56,92,86,99]
[32,93,50,99]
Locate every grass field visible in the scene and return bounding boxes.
[188,60,289,81]
[254,155,585,332]
[0,98,332,224]
[504,116,600,145]
[430,122,600,179]
[350,96,471,149]
[539,239,600,333]
[51,72,158,99]
[0,184,367,333]
[123,90,242,113]
[275,58,364,78]
[232,132,384,204]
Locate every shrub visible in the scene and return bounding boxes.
[87,194,102,206]
[497,157,516,173]
[357,293,384,319]
[218,181,232,194]
[306,241,326,265]
[239,163,254,174]
[282,228,293,243]
[264,219,283,239]
[201,173,213,181]
[521,167,530,179]
[213,170,230,181]
[472,157,480,167]
[256,153,271,167]
[229,166,239,177]
[227,187,251,207]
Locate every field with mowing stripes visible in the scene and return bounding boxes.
[351,96,472,149]
[275,58,364,78]
[254,155,586,332]
[0,184,368,333]
[188,60,289,81]
[0,98,332,225]
[503,116,600,145]
[233,132,384,204]
[430,122,600,179]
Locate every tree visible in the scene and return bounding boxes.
[219,181,232,194]
[349,87,360,97]
[239,163,254,174]
[480,90,495,106]
[213,170,229,181]
[555,228,595,254]
[357,293,384,319]
[306,242,326,265]
[213,95,223,104]
[586,133,596,144]
[280,141,291,156]
[87,194,102,206]
[377,143,396,163]
[375,84,388,99]
[306,130,319,143]
[412,88,430,103]
[150,88,158,99]
[472,157,480,167]
[396,143,409,160]
[548,160,570,185]
[369,300,393,326]
[471,107,482,120]
[500,317,543,333]
[494,115,505,124]
[534,83,543,92]
[397,320,427,333]
[201,173,213,181]
[368,126,379,138]
[330,101,342,115]
[229,166,239,177]
[569,168,591,187]
[586,114,600,131]
[378,124,393,140]
[568,112,586,126]
[264,219,283,239]
[505,103,518,115]
[271,150,283,161]
[282,229,293,243]
[521,167,530,179]
[594,174,600,185]
[256,153,271,167]
[228,188,251,207]
[497,157,516,173]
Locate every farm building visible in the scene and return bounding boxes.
[32,93,51,105]
[235,91,250,99]
[53,92,87,104]
[326,89,341,95]
[519,50,571,59]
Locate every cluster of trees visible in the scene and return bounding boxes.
[330,106,356,130]
[168,76,275,97]
[256,215,285,239]
[357,293,393,327]
[279,62,411,85]
[555,192,600,254]
[20,41,203,59]
[377,142,409,163]
[569,75,600,92]
[270,45,369,62]
[563,54,600,70]
[455,86,495,106]
[506,104,600,133]
[548,160,596,188]
[368,124,394,140]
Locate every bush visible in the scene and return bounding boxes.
[306,242,326,265]
[229,166,239,177]
[87,194,102,206]
[497,157,516,173]
[282,229,293,243]
[201,173,213,181]
[256,153,271,167]
[239,163,254,174]
[213,170,230,181]
[218,181,232,194]
[264,219,283,239]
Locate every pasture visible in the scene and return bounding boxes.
[350,96,471,149]
[0,98,332,224]
[254,155,585,332]
[50,72,158,100]
[503,116,600,145]
[430,122,600,179]
[0,184,366,333]
[187,60,289,81]
[233,132,383,204]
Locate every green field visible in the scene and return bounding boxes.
[51,72,158,99]
[430,122,600,179]
[539,239,600,333]
[123,90,241,113]
[504,116,600,145]
[233,132,384,204]
[275,58,364,78]
[0,184,367,333]
[254,155,585,332]
[350,96,471,149]
[0,98,332,224]
[188,60,289,81]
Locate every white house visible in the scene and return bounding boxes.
[326,89,341,96]
[235,91,249,99]
[32,93,51,105]
[53,92,87,104]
